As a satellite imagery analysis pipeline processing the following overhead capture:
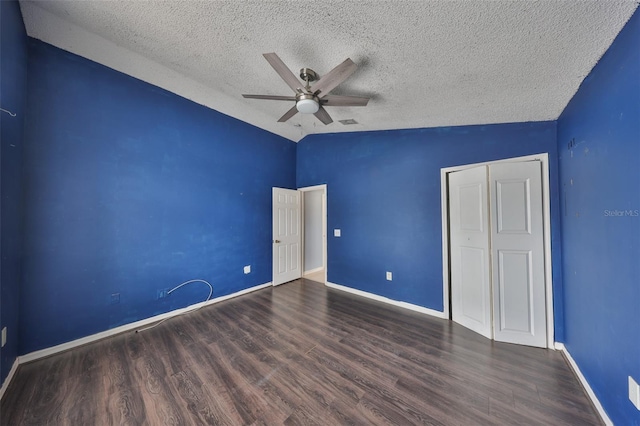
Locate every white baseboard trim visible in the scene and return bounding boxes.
[303,267,324,276]
[557,343,613,426]
[326,282,447,319]
[0,358,20,401]
[19,282,272,364]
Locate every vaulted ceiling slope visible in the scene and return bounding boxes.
[20,1,638,142]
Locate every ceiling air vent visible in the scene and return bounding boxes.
[339,119,358,125]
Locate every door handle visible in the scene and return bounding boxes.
[273,240,281,243]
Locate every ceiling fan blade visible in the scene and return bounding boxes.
[243,94,296,101]
[311,58,357,97]
[277,105,299,122]
[321,95,369,107]
[263,53,304,93]
[313,106,333,125]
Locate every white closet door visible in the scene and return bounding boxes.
[489,161,546,348]
[449,166,492,339]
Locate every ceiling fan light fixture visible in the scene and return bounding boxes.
[296,97,319,114]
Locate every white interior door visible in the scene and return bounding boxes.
[272,187,302,286]
[489,161,546,347]
[449,166,493,339]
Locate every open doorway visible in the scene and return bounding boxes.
[300,185,327,284]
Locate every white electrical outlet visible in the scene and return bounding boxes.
[1,327,6,348]
[244,265,251,274]
[386,271,393,281]
[630,376,640,410]
[334,229,341,237]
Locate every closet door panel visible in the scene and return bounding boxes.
[489,161,546,348]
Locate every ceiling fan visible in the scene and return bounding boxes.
[242,53,370,125]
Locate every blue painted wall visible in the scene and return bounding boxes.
[0,0,28,386]
[557,8,640,425]
[297,122,564,338]
[19,40,296,354]
[5,10,637,425]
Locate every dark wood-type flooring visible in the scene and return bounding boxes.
[1,279,602,425]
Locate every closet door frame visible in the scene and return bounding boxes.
[440,153,555,349]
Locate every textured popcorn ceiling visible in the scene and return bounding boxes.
[20,1,638,142]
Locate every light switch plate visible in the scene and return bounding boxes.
[1,327,6,348]
[386,271,393,281]
[334,229,341,237]
[244,265,251,274]
[630,376,640,410]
